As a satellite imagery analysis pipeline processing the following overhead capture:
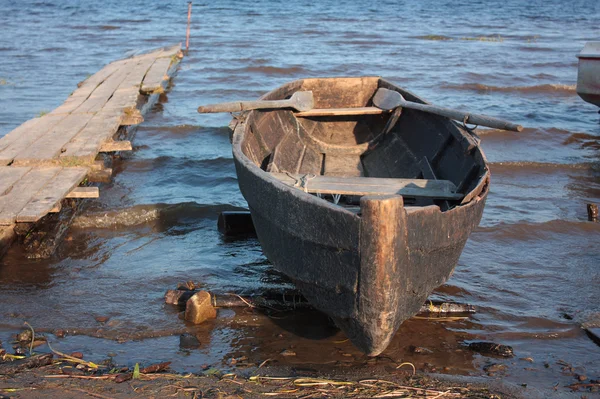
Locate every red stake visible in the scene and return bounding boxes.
[185,2,192,55]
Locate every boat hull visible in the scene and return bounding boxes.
[230,77,490,355]
[577,42,600,107]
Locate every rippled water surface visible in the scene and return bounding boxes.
[1,0,599,396]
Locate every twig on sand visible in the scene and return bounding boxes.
[23,322,36,356]
[46,341,101,369]
[70,388,116,399]
[396,362,416,375]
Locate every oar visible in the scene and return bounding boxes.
[373,88,523,132]
[198,91,314,113]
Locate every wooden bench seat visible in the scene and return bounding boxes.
[270,172,463,200]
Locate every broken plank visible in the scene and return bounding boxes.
[0,167,62,225]
[141,57,172,93]
[12,113,94,165]
[103,87,140,111]
[0,114,66,165]
[16,167,88,223]
[157,43,182,58]
[65,186,99,199]
[0,166,31,195]
[295,107,388,117]
[118,57,156,90]
[270,172,463,200]
[99,140,132,152]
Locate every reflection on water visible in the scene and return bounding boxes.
[1,0,599,395]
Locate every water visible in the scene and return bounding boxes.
[1,0,599,396]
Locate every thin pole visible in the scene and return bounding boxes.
[185,2,192,55]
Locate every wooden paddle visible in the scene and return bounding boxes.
[198,91,314,113]
[373,88,523,132]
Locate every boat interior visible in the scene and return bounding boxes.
[240,77,488,213]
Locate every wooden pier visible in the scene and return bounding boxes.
[0,44,183,257]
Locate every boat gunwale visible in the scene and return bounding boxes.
[232,77,490,215]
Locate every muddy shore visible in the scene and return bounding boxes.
[1,357,521,399]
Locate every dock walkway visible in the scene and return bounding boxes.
[0,44,182,255]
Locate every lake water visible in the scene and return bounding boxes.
[0,0,599,397]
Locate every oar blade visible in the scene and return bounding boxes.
[372,88,403,111]
[290,91,314,112]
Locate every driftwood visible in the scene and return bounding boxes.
[373,88,523,132]
[0,353,54,375]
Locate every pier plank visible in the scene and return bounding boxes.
[118,57,156,89]
[13,113,94,165]
[0,45,182,234]
[0,118,41,151]
[0,167,62,225]
[73,61,134,114]
[60,110,123,162]
[16,167,88,223]
[141,57,173,93]
[0,167,31,195]
[0,114,65,165]
[65,186,99,198]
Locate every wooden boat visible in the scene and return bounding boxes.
[221,77,490,356]
[577,42,600,107]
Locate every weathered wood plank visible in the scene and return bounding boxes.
[60,110,123,162]
[103,88,140,111]
[12,113,94,165]
[65,186,99,198]
[0,167,31,195]
[295,107,388,117]
[0,225,15,258]
[73,61,134,114]
[141,57,172,93]
[118,57,156,90]
[16,167,88,223]
[98,140,132,152]
[270,172,463,200]
[324,154,364,177]
[50,60,126,115]
[0,118,42,151]
[158,43,182,58]
[0,167,61,225]
[0,115,65,165]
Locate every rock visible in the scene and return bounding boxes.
[520,357,534,363]
[107,319,121,328]
[179,333,200,349]
[178,281,197,291]
[578,375,587,381]
[14,347,26,356]
[17,330,32,342]
[184,291,217,324]
[53,329,66,338]
[95,316,110,323]
[70,352,84,359]
[484,363,508,374]
[468,342,514,357]
[165,289,195,306]
[281,349,296,357]
[411,346,433,354]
